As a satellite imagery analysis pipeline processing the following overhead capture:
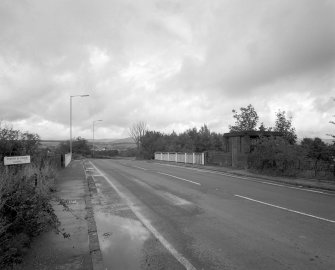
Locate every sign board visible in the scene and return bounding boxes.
[4,156,31,165]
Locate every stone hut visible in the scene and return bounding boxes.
[207,131,282,168]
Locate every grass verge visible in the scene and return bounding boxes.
[0,162,69,268]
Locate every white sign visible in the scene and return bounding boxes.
[4,156,31,165]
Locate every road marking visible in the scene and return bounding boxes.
[235,194,335,224]
[132,165,147,171]
[157,172,201,186]
[131,178,193,206]
[154,163,331,195]
[131,178,157,191]
[88,161,197,270]
[261,181,325,194]
[160,192,192,206]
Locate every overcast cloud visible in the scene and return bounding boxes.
[0,0,335,140]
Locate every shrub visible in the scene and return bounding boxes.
[0,162,66,268]
[0,124,70,267]
[248,136,301,176]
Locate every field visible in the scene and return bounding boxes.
[40,137,136,151]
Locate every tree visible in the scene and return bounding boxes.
[328,100,335,141]
[0,123,40,160]
[258,122,272,133]
[229,104,259,132]
[56,137,90,156]
[274,110,297,144]
[300,138,330,162]
[210,132,224,151]
[129,121,147,155]
[141,131,164,159]
[197,125,211,152]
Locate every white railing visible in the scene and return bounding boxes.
[154,152,205,165]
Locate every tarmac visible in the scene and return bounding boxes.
[15,158,335,270]
[160,161,335,192]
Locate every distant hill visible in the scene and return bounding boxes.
[89,137,136,150]
[40,140,64,148]
[88,137,134,144]
[40,137,136,150]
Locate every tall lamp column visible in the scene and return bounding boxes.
[92,120,102,158]
[70,94,89,156]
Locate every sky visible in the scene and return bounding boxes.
[0,0,335,140]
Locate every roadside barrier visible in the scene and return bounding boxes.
[62,153,71,167]
[154,152,205,165]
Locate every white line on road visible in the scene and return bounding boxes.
[157,172,201,186]
[131,178,193,206]
[88,161,197,270]
[160,191,193,206]
[155,163,331,195]
[132,165,147,171]
[261,181,325,194]
[235,194,335,223]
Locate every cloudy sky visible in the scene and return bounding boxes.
[1,0,335,140]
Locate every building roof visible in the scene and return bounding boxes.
[223,131,282,137]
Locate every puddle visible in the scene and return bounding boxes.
[95,211,150,270]
[64,199,77,204]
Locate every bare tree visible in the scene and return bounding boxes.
[129,121,147,154]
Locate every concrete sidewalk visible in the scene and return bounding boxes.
[151,161,335,192]
[15,160,103,270]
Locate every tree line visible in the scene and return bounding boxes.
[133,104,299,158]
[131,104,335,178]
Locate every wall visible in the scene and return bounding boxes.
[64,153,72,167]
[207,151,232,166]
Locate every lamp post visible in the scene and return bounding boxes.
[70,94,89,156]
[92,120,102,158]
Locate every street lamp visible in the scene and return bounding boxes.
[70,94,89,157]
[92,120,103,158]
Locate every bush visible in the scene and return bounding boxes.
[248,136,301,176]
[0,124,71,268]
[0,162,63,267]
[248,136,335,179]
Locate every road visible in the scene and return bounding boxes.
[84,158,335,270]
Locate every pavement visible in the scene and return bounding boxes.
[150,160,335,192]
[15,160,104,270]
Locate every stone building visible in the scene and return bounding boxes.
[207,131,282,168]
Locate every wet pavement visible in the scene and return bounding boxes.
[15,161,93,270]
[96,212,150,269]
[84,161,185,270]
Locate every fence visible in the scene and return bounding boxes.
[154,152,205,165]
[278,158,335,179]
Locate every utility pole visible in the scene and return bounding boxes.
[70,94,89,156]
[92,120,102,158]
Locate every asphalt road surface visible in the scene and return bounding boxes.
[84,159,335,270]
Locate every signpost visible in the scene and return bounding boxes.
[4,156,31,166]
